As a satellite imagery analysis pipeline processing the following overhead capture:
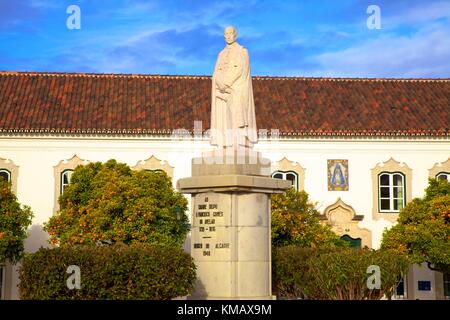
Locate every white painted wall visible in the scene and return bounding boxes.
[410,263,439,300]
[0,135,449,299]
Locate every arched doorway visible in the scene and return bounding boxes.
[322,198,372,248]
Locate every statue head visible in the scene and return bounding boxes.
[224,26,238,45]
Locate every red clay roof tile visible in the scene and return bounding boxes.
[0,71,448,137]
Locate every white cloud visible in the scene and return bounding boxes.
[298,23,450,78]
[385,1,450,26]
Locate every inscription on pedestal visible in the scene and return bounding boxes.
[192,193,231,260]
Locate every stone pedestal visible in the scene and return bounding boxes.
[177,150,291,299]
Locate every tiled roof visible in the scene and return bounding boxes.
[0,71,449,137]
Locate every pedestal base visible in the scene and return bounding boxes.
[177,153,291,300]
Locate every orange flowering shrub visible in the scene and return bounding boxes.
[45,160,189,248]
[0,178,33,263]
[381,178,450,273]
[271,188,347,248]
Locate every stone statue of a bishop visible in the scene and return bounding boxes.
[210,26,258,149]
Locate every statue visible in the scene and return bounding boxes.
[210,26,258,150]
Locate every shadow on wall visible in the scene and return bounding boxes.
[24,224,50,253]
[8,225,50,300]
[187,278,206,300]
[183,233,191,253]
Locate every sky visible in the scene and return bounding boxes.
[0,0,449,78]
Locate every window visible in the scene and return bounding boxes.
[436,172,450,181]
[0,169,10,182]
[378,172,405,212]
[145,169,164,174]
[444,273,450,299]
[0,158,18,194]
[340,235,361,248]
[371,158,412,221]
[272,158,305,191]
[132,155,174,178]
[54,155,89,214]
[418,281,431,291]
[394,278,406,299]
[272,171,298,190]
[60,169,74,194]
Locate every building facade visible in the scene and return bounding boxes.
[0,71,449,299]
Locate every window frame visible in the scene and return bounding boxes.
[436,172,450,181]
[0,168,11,183]
[395,277,406,299]
[271,170,299,190]
[444,273,450,299]
[378,171,406,213]
[60,169,74,195]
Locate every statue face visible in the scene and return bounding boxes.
[224,27,237,45]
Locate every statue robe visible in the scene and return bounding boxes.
[210,42,258,148]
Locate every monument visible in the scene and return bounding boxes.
[177,26,291,299]
[210,26,257,149]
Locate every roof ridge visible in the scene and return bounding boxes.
[0,71,449,82]
[0,71,211,80]
[251,76,450,82]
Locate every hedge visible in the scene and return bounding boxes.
[273,246,410,300]
[19,244,196,300]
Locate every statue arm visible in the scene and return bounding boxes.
[213,53,225,91]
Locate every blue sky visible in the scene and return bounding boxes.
[0,0,449,77]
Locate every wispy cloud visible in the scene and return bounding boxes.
[302,23,450,78]
[383,0,450,26]
[0,0,448,78]
[0,0,42,29]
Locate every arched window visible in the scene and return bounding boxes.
[429,158,450,183]
[436,172,450,182]
[145,169,164,174]
[54,155,89,213]
[272,170,298,190]
[340,234,362,248]
[132,156,174,179]
[378,172,405,212]
[0,169,11,183]
[60,169,74,194]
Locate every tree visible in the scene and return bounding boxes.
[0,178,33,263]
[44,160,189,248]
[381,178,450,273]
[271,188,347,248]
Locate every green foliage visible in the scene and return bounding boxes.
[271,188,347,248]
[381,178,450,273]
[272,246,319,299]
[0,178,33,263]
[44,160,189,248]
[273,246,410,300]
[19,244,196,300]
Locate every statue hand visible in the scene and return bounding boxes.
[217,92,228,102]
[216,82,226,92]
